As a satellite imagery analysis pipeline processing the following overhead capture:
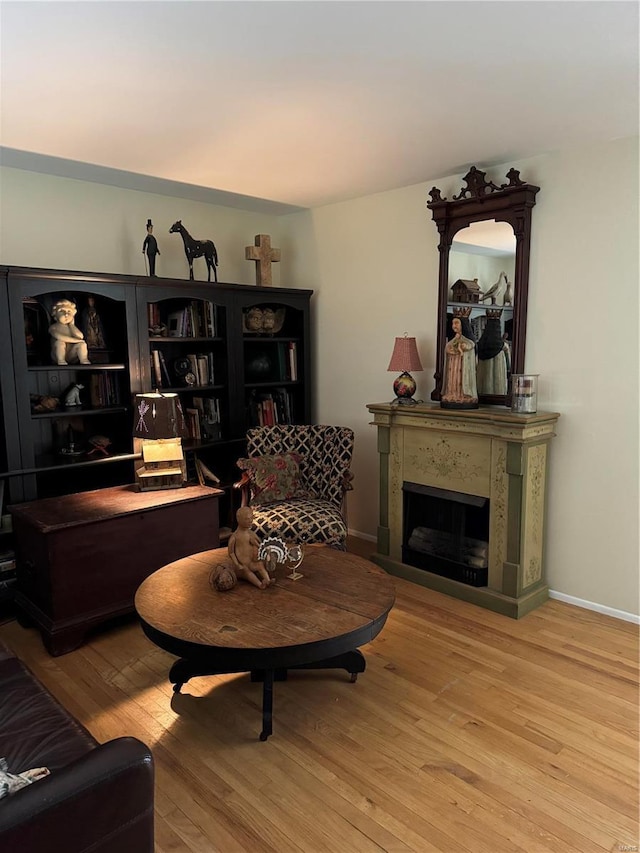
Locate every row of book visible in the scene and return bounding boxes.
[151,350,216,389]
[148,301,219,339]
[185,396,222,441]
[247,388,296,427]
[245,341,299,383]
[88,373,121,407]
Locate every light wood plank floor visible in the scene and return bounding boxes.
[1,538,638,853]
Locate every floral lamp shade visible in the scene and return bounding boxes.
[387,334,423,404]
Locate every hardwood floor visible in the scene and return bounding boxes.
[1,538,637,853]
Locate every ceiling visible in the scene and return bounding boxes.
[1,1,638,211]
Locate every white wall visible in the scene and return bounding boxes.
[2,137,638,615]
[284,136,639,616]
[0,167,285,285]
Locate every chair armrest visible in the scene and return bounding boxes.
[0,737,154,853]
[233,471,252,507]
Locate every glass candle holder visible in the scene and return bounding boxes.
[511,374,539,414]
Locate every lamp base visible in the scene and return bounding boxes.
[390,396,423,406]
[392,371,418,402]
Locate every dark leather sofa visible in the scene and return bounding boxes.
[0,639,154,852]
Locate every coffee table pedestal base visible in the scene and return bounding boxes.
[168,650,366,741]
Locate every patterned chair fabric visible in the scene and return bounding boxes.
[242,425,354,548]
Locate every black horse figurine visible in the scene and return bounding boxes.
[169,220,219,282]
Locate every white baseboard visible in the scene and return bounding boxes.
[347,532,639,625]
[549,590,640,624]
[347,528,376,543]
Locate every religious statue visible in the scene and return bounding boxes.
[440,316,478,409]
[227,506,275,589]
[49,299,90,365]
[142,219,160,276]
[79,296,107,350]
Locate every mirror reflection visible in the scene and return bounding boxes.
[447,220,516,397]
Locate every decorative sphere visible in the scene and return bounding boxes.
[393,372,416,399]
[211,565,237,591]
[246,353,272,378]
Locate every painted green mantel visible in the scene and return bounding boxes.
[366,402,560,618]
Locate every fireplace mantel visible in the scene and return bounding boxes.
[367,402,560,618]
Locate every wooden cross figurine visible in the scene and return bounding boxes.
[245,234,281,287]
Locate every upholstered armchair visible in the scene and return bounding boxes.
[234,424,354,549]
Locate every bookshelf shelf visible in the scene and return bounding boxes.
[28,364,127,372]
[32,406,129,420]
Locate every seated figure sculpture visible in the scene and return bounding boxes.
[227,506,275,589]
[49,299,90,365]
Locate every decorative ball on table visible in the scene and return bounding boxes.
[210,564,237,592]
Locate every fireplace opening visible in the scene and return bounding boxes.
[402,482,490,587]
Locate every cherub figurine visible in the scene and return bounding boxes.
[49,299,90,365]
[227,506,274,589]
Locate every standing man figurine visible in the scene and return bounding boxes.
[142,219,160,276]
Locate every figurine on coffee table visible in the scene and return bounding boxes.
[228,506,275,589]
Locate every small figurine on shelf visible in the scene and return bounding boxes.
[86,435,112,457]
[30,394,59,413]
[49,299,90,365]
[79,296,107,351]
[59,425,83,457]
[227,506,275,589]
[63,382,84,407]
[142,219,160,276]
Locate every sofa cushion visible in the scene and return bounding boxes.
[0,657,96,775]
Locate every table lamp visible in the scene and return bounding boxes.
[387,334,423,405]
[133,392,188,490]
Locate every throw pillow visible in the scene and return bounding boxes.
[237,452,307,506]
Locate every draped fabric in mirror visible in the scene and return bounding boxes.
[427,166,539,407]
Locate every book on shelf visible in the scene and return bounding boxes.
[247,388,294,427]
[193,456,221,486]
[185,407,201,439]
[165,301,217,339]
[186,354,200,384]
[148,303,161,330]
[151,350,163,388]
[288,341,298,381]
[89,372,121,406]
[158,350,172,387]
[276,343,289,381]
[188,396,222,441]
[196,354,209,386]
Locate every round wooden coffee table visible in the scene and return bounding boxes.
[135,546,395,740]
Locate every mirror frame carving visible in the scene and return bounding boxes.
[427,166,540,406]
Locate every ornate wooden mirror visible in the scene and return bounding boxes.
[427,166,539,406]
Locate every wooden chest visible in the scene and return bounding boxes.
[9,484,221,655]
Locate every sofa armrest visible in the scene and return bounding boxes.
[0,737,154,853]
